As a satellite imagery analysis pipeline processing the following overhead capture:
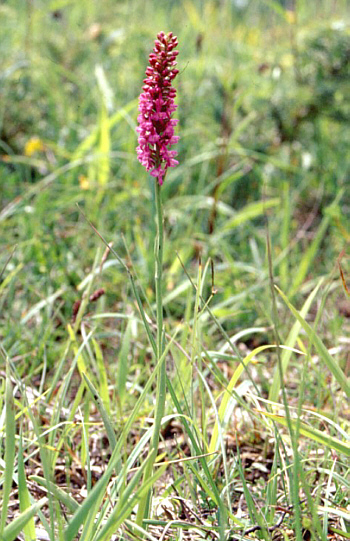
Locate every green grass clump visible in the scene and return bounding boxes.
[1,1,350,540]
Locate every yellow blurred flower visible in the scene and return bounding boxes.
[281,53,294,68]
[79,175,90,190]
[285,10,296,24]
[24,136,44,157]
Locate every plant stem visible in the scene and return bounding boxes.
[152,178,166,467]
[155,179,164,360]
[136,179,165,527]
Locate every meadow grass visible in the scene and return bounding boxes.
[0,1,350,540]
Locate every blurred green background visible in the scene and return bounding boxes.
[1,0,350,375]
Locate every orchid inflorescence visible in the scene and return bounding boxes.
[136,31,179,185]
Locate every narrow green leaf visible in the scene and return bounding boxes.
[276,286,350,397]
[0,263,23,294]
[65,331,178,541]
[72,99,137,162]
[18,435,36,541]
[2,498,47,541]
[82,373,117,453]
[95,64,114,112]
[95,463,168,541]
[260,411,350,456]
[93,339,110,414]
[222,198,280,232]
[29,476,80,513]
[21,287,67,325]
[98,102,110,186]
[279,180,290,292]
[288,190,344,297]
[0,363,16,534]
[64,452,117,541]
[269,278,324,403]
[236,443,266,531]
[117,319,132,406]
[329,526,350,538]
[289,214,330,296]
[209,344,303,453]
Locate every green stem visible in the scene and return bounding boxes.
[155,179,164,359]
[136,179,165,528]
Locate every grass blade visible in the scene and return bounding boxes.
[2,498,48,541]
[64,330,178,541]
[288,190,343,297]
[221,198,280,234]
[93,339,110,415]
[95,462,167,541]
[117,318,132,407]
[0,363,16,535]
[209,344,303,453]
[82,372,117,453]
[97,102,110,186]
[259,411,350,456]
[269,278,324,403]
[29,476,80,513]
[18,434,36,541]
[275,286,350,397]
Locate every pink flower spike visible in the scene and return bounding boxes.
[136,32,179,185]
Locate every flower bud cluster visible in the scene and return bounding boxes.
[136,32,179,185]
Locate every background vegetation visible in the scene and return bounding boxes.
[0,1,349,540]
